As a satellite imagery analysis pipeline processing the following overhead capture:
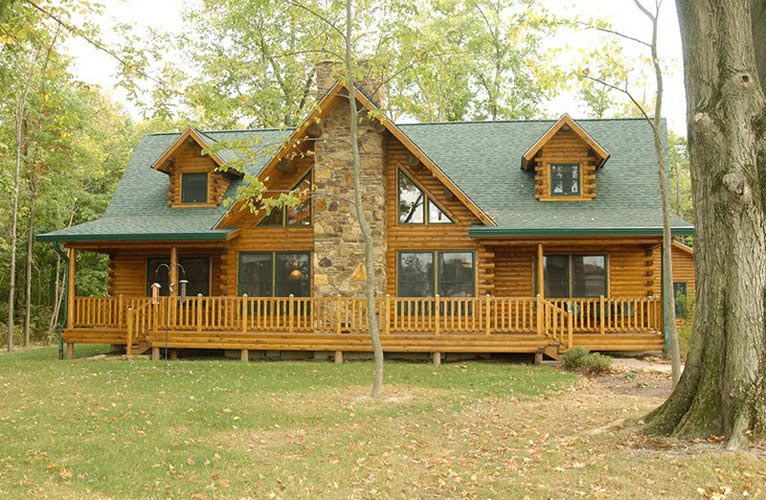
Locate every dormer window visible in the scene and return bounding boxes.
[550,164,580,196]
[181,173,208,204]
[398,170,453,224]
[521,114,609,202]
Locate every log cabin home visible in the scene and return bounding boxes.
[39,66,694,362]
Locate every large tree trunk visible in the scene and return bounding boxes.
[645,0,766,448]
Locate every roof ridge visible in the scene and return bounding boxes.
[145,126,294,137]
[397,117,655,126]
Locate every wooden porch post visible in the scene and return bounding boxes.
[67,247,76,328]
[536,244,544,297]
[169,247,178,297]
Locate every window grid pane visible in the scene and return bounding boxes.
[275,253,311,297]
[550,164,580,196]
[438,252,474,297]
[398,252,434,297]
[237,253,273,297]
[398,171,425,224]
[286,173,312,226]
[181,173,208,203]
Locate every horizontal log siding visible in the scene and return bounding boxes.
[672,244,695,292]
[534,128,597,201]
[219,228,314,296]
[385,140,491,296]
[493,243,661,299]
[218,153,314,296]
[108,249,224,297]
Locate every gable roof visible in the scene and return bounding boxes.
[38,116,693,243]
[245,80,494,226]
[521,113,610,171]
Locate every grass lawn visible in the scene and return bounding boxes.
[0,346,764,499]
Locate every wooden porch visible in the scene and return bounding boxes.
[64,295,665,360]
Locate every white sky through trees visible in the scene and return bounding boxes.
[65,0,686,132]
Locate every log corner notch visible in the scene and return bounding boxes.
[644,0,766,449]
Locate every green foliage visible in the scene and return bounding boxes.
[562,347,612,375]
[669,132,693,222]
[0,1,137,342]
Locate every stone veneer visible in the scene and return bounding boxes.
[312,96,387,296]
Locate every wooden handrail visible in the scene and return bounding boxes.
[70,295,663,340]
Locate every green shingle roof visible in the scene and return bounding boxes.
[398,118,693,236]
[38,117,692,243]
[38,129,290,242]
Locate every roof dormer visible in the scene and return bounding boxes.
[522,114,609,202]
[151,127,243,207]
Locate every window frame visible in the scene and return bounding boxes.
[180,172,209,204]
[396,250,476,298]
[536,254,608,298]
[145,256,211,297]
[397,169,454,225]
[237,251,312,297]
[257,171,312,227]
[549,163,582,198]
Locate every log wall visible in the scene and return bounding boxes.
[534,128,597,201]
[384,140,493,296]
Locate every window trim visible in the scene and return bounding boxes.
[396,250,476,298]
[237,251,312,297]
[397,169,454,225]
[535,254,609,298]
[180,172,209,204]
[549,163,582,198]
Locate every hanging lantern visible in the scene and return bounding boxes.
[287,260,304,281]
[151,282,161,305]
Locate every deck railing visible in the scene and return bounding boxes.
[72,294,663,345]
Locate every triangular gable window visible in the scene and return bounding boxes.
[398,170,453,225]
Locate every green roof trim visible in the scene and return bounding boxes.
[36,231,233,243]
[469,226,695,238]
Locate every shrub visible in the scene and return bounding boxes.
[562,347,612,375]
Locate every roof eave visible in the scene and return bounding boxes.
[468,226,695,238]
[36,231,236,243]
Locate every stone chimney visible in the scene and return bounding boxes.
[311,61,388,297]
[314,60,386,105]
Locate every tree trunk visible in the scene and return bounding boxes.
[345,0,384,398]
[645,0,766,448]
[23,167,37,348]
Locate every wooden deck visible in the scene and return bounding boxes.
[63,295,665,359]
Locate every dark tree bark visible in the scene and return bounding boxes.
[645,0,766,448]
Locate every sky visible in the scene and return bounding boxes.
[66,0,688,133]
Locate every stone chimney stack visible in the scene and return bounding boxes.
[311,60,388,297]
[314,60,386,105]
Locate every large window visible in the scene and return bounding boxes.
[258,172,312,227]
[540,254,607,298]
[181,173,208,203]
[237,252,311,297]
[398,251,475,297]
[398,170,453,225]
[550,164,580,196]
[146,257,211,296]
